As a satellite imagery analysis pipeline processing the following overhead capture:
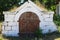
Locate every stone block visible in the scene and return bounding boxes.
[4,26,12,31]
[40,22,57,34]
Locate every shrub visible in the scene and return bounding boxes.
[53,14,60,26]
[34,28,42,37]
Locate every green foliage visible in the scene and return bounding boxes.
[39,0,59,11]
[0,0,22,11]
[0,0,26,21]
[0,0,19,21]
[42,0,48,4]
[0,14,4,21]
[34,28,42,37]
[53,14,60,26]
[0,0,59,21]
[0,12,4,21]
[51,5,56,11]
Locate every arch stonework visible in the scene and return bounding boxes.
[15,10,42,31]
[14,0,44,23]
[15,11,42,22]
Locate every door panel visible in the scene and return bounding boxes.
[19,12,40,33]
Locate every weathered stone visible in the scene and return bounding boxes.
[2,0,57,36]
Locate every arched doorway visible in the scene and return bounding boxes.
[19,12,40,35]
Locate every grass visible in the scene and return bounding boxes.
[0,22,2,31]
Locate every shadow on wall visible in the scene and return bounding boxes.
[1,31,60,40]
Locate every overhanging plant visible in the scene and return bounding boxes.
[34,28,42,38]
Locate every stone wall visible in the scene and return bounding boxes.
[41,13,53,22]
[4,14,15,21]
[2,1,57,36]
[40,12,57,34]
[2,12,19,36]
[2,21,19,36]
[40,22,57,34]
[2,11,57,36]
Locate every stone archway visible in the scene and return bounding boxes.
[19,12,40,34]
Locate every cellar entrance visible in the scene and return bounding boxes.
[19,12,40,37]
